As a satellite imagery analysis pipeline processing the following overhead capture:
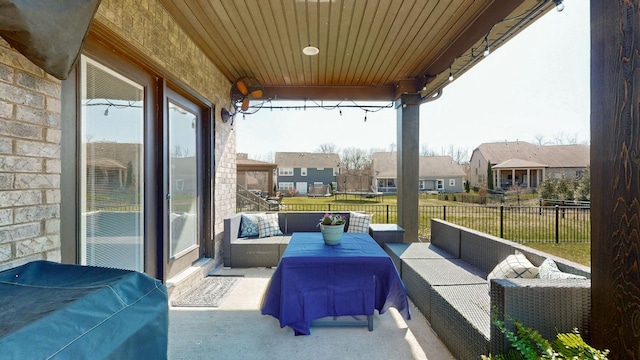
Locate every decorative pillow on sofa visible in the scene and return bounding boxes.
[257,213,283,238]
[538,258,587,280]
[347,212,373,233]
[487,252,539,281]
[239,213,262,238]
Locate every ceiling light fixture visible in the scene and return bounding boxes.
[302,45,319,56]
[554,0,565,12]
[448,65,454,82]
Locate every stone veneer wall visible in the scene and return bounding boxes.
[0,38,62,271]
[0,0,236,270]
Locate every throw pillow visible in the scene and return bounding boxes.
[487,253,539,281]
[257,213,283,238]
[538,258,587,280]
[239,213,262,238]
[347,212,373,233]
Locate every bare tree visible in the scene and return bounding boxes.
[388,142,396,152]
[316,143,338,153]
[533,134,548,146]
[341,147,372,175]
[251,152,274,163]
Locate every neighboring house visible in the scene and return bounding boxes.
[469,141,590,190]
[274,152,341,195]
[372,152,466,193]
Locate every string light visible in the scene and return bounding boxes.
[483,35,490,57]
[554,0,564,12]
[427,0,560,97]
[448,65,454,82]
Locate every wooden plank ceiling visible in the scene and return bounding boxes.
[159,0,554,102]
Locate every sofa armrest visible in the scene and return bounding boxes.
[489,278,591,355]
[223,214,242,267]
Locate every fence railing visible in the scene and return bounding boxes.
[280,203,590,243]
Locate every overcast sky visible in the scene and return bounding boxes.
[235,0,590,161]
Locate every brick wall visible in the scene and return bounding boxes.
[0,39,62,271]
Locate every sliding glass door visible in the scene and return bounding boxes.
[80,57,145,272]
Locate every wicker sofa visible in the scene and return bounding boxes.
[384,219,591,360]
[223,211,357,268]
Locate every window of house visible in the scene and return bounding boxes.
[449,179,455,187]
[333,167,339,176]
[317,168,324,170]
[301,168,307,176]
[279,182,294,190]
[437,179,444,190]
[279,168,293,176]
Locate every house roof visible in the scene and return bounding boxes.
[373,152,465,178]
[473,141,590,168]
[157,1,557,102]
[275,152,341,168]
[493,158,547,169]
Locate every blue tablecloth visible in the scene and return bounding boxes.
[261,232,410,335]
[0,261,168,359]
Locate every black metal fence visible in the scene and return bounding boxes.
[280,203,590,243]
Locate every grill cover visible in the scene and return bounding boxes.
[0,0,102,79]
[0,260,168,359]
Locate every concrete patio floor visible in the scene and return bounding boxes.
[168,267,455,360]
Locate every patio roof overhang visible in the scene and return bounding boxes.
[159,0,557,102]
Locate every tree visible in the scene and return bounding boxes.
[487,162,494,190]
[574,169,590,201]
[316,143,338,153]
[341,147,372,175]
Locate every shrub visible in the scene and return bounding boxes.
[483,318,609,360]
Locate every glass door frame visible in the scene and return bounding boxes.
[163,86,210,280]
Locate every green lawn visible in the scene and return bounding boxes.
[280,193,591,267]
[524,242,591,266]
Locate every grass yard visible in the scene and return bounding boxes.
[524,242,591,266]
[280,193,592,267]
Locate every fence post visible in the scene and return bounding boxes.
[443,205,446,221]
[555,205,559,243]
[500,205,504,238]
[328,203,331,212]
[386,205,389,223]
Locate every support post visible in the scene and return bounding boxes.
[591,1,640,357]
[395,94,420,242]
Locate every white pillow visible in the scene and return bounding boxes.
[347,212,373,233]
[538,258,587,280]
[488,253,539,281]
[256,213,283,238]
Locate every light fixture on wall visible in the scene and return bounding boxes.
[221,107,234,126]
[554,0,565,12]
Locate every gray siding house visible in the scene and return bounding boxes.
[275,152,341,195]
[372,152,466,193]
[469,141,590,190]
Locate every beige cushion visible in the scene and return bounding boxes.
[538,258,587,280]
[256,213,283,238]
[347,212,373,233]
[488,252,539,281]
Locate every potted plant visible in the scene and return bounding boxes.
[318,213,346,245]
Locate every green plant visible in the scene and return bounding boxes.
[482,319,609,360]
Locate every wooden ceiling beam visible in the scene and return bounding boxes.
[263,85,396,101]
[421,0,525,80]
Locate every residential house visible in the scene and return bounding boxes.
[372,152,466,193]
[274,152,341,195]
[469,141,590,190]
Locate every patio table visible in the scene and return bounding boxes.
[260,232,410,335]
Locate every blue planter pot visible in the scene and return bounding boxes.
[320,224,345,245]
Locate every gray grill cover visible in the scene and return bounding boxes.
[0,0,102,79]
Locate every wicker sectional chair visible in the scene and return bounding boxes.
[223,211,355,268]
[384,219,591,360]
